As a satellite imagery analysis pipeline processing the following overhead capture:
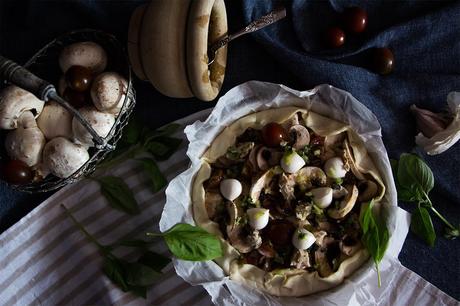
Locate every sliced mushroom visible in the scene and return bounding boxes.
[295,202,312,221]
[248,144,262,170]
[43,137,90,178]
[289,125,310,149]
[327,184,359,219]
[36,101,73,140]
[249,169,276,202]
[5,111,46,167]
[357,180,379,202]
[313,230,328,247]
[204,191,224,220]
[226,201,257,253]
[0,85,44,130]
[290,249,311,269]
[279,173,296,201]
[295,167,327,191]
[72,106,115,148]
[342,139,365,180]
[257,241,276,258]
[256,146,282,171]
[315,249,333,277]
[332,185,349,199]
[340,235,362,256]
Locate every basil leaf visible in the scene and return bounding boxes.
[146,136,182,161]
[97,176,140,215]
[163,223,223,261]
[138,251,171,272]
[397,153,434,195]
[138,158,167,192]
[103,256,129,291]
[411,206,436,246]
[121,119,143,145]
[124,262,161,287]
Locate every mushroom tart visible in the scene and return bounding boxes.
[192,107,386,296]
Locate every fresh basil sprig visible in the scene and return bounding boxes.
[391,153,459,245]
[62,205,223,298]
[359,200,389,287]
[95,176,140,215]
[147,223,223,261]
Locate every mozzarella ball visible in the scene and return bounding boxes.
[247,208,270,230]
[292,228,316,250]
[311,187,333,208]
[280,151,305,174]
[324,157,347,178]
[219,178,242,201]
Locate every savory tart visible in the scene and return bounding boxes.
[192,107,385,296]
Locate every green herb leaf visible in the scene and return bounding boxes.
[145,137,182,161]
[397,153,434,196]
[124,262,161,287]
[159,223,223,261]
[411,206,436,246]
[138,251,171,272]
[96,176,140,215]
[359,200,389,286]
[137,158,167,192]
[103,256,129,291]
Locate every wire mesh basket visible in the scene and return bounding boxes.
[0,29,136,193]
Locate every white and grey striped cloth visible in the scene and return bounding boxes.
[0,109,458,306]
[0,110,213,306]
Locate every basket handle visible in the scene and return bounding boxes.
[0,55,112,150]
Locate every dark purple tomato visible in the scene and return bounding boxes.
[63,88,89,108]
[324,27,346,48]
[65,65,93,92]
[261,122,289,147]
[342,7,368,33]
[372,47,394,75]
[265,220,295,246]
[1,160,33,185]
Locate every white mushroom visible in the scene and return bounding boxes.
[0,85,44,130]
[43,137,89,178]
[72,106,115,147]
[58,75,67,96]
[328,185,359,219]
[292,228,316,250]
[280,151,305,174]
[219,178,242,201]
[91,72,128,114]
[5,111,45,167]
[37,101,73,140]
[311,187,333,208]
[247,208,270,230]
[295,167,327,191]
[289,125,310,149]
[324,157,348,179]
[59,41,107,73]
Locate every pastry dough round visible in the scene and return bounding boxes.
[192,107,386,296]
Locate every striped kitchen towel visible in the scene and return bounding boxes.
[0,110,213,306]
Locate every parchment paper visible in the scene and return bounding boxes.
[159,81,454,306]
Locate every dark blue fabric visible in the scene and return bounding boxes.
[0,0,458,301]
[242,0,460,299]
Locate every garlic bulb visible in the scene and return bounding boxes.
[411,92,460,155]
[247,208,270,230]
[292,228,316,250]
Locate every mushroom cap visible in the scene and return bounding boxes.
[59,41,107,74]
[5,111,46,167]
[72,106,115,147]
[327,184,359,219]
[0,85,44,130]
[91,72,128,114]
[289,125,310,150]
[43,137,90,178]
[37,101,73,140]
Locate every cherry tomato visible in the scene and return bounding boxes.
[63,88,90,108]
[261,122,288,147]
[65,65,93,92]
[265,220,295,246]
[342,7,368,33]
[1,160,33,185]
[372,47,394,75]
[324,27,346,48]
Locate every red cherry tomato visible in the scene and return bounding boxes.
[1,160,33,185]
[63,88,90,108]
[261,122,288,147]
[372,47,394,75]
[65,65,93,92]
[342,7,368,33]
[324,27,346,48]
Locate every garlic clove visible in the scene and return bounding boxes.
[324,157,347,178]
[292,228,316,250]
[247,208,270,230]
[311,187,333,208]
[280,151,305,174]
[219,178,242,201]
[410,104,450,138]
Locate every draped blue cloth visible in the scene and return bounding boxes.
[0,0,458,300]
